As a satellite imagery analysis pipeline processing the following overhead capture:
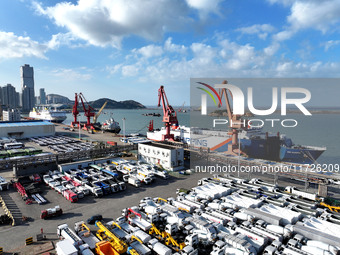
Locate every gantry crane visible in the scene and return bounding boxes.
[158,86,178,141]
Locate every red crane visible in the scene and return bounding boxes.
[71,92,96,130]
[71,93,79,127]
[158,85,178,141]
[218,80,245,154]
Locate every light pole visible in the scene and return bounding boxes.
[122,118,126,139]
[237,136,240,178]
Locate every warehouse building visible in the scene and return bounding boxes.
[138,143,184,171]
[0,120,55,139]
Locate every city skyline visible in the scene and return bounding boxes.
[0,1,340,106]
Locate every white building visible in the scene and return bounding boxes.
[0,120,55,139]
[138,143,184,171]
[2,109,21,121]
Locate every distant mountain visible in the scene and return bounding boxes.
[47,94,72,104]
[89,98,145,109]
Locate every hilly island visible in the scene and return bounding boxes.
[47,94,145,109]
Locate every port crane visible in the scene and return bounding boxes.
[207,80,245,154]
[94,100,108,123]
[71,92,96,130]
[158,85,178,141]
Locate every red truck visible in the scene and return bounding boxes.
[41,205,63,219]
[63,189,78,203]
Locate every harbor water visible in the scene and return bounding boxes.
[63,109,339,165]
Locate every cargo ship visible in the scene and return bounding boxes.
[29,107,67,123]
[100,118,121,133]
[147,126,326,164]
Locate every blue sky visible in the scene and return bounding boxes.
[0,0,340,106]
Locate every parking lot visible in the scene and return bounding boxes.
[0,169,207,252]
[1,159,340,252]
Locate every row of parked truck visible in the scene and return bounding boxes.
[53,174,340,255]
[44,159,169,203]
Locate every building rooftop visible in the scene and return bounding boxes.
[0,120,54,128]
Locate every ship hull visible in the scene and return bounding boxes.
[280,146,325,164]
[147,127,326,164]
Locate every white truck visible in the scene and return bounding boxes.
[147,238,172,255]
[235,225,268,250]
[84,182,103,197]
[171,200,196,213]
[56,239,78,255]
[57,224,83,249]
[186,217,217,242]
[123,175,141,187]
[74,221,99,250]
[223,234,257,254]
[284,186,317,201]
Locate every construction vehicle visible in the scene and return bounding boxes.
[74,221,100,250]
[157,85,179,141]
[63,189,78,203]
[40,205,63,219]
[96,241,118,255]
[57,223,83,249]
[95,220,128,254]
[129,235,152,255]
[320,202,340,213]
[124,208,152,232]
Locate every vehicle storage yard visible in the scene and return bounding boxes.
[1,125,340,254]
[1,159,340,254]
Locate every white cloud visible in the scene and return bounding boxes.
[34,0,222,48]
[107,37,340,83]
[324,40,340,51]
[122,65,139,77]
[237,24,275,40]
[164,37,187,53]
[272,0,340,42]
[51,68,92,81]
[185,0,222,18]
[47,32,85,49]
[287,0,340,33]
[0,31,47,59]
[136,45,163,58]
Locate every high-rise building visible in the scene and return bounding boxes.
[0,84,19,109]
[40,88,46,105]
[21,64,35,112]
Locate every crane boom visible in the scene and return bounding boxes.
[94,100,108,123]
[157,86,178,141]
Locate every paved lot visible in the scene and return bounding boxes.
[0,171,206,252]
[1,166,340,252]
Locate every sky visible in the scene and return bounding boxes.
[0,0,340,106]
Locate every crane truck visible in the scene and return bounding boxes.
[74,221,100,250]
